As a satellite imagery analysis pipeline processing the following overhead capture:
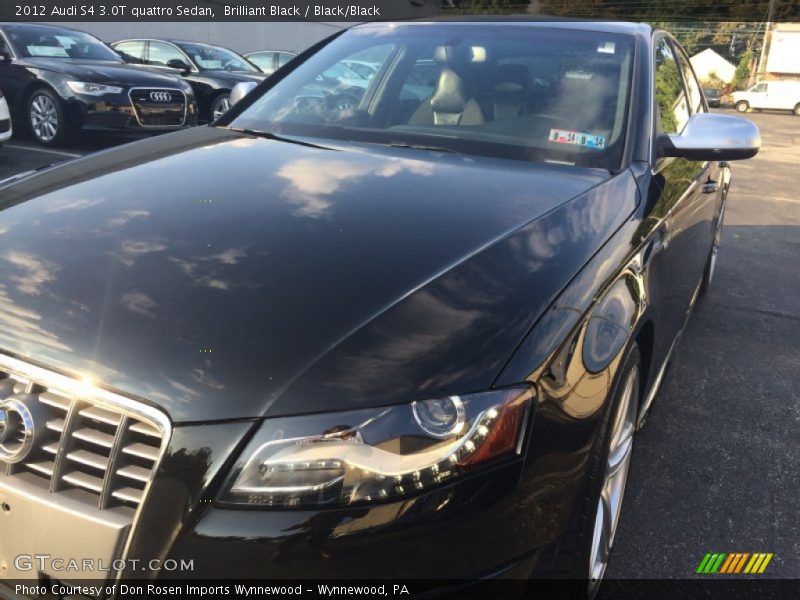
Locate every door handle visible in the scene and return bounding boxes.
[702,179,719,194]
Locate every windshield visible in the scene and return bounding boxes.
[229,24,635,169]
[178,42,259,72]
[4,24,122,61]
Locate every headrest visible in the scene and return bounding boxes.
[431,68,468,114]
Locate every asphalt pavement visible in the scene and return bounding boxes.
[0,111,797,580]
[607,109,800,579]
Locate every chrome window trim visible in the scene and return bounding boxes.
[0,350,172,582]
[127,86,188,128]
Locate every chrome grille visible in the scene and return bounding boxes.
[0,360,167,512]
[129,88,187,127]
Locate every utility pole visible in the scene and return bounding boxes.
[756,0,777,79]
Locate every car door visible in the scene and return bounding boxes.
[749,82,768,109]
[648,36,720,350]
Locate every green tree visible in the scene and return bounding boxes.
[732,50,752,90]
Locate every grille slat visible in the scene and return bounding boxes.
[39,391,72,411]
[63,470,105,493]
[129,421,161,438]
[79,405,123,426]
[46,418,65,432]
[67,449,110,471]
[0,367,165,512]
[25,461,55,477]
[122,442,159,462]
[112,487,144,504]
[73,427,116,449]
[117,464,151,483]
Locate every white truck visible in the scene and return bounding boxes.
[732,80,800,115]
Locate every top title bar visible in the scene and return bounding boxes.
[0,1,440,22]
[2,0,799,22]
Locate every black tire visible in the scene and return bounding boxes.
[551,344,641,599]
[736,100,749,113]
[27,88,74,146]
[210,92,231,121]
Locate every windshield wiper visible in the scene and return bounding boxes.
[387,141,463,157]
[228,127,333,151]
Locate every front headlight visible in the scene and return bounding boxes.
[66,81,124,96]
[219,387,533,508]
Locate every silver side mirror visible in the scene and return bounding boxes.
[229,81,258,107]
[660,113,760,161]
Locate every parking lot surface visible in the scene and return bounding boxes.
[0,110,797,579]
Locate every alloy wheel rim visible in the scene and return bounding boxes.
[588,365,639,596]
[213,96,231,120]
[30,95,58,142]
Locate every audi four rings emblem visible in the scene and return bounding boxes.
[149,91,173,102]
[0,398,37,464]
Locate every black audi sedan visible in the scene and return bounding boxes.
[0,20,759,598]
[0,23,198,146]
[111,38,266,121]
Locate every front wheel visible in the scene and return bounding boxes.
[793,103,800,116]
[554,344,641,599]
[736,100,749,113]
[210,93,231,121]
[28,88,73,146]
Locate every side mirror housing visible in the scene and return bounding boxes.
[166,58,191,74]
[0,50,11,63]
[230,81,258,107]
[659,112,760,161]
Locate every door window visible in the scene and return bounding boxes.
[147,42,186,68]
[654,38,690,134]
[113,41,146,64]
[752,83,767,93]
[277,52,295,67]
[248,52,276,72]
[673,44,704,113]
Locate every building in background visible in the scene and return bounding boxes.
[764,23,800,79]
[44,21,347,55]
[690,49,736,84]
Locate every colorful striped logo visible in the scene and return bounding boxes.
[696,553,774,574]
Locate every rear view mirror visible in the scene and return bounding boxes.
[659,113,760,161]
[0,50,11,63]
[230,81,258,107]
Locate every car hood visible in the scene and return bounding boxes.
[20,58,184,86]
[0,126,632,422]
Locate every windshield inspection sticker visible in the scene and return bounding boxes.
[549,129,606,150]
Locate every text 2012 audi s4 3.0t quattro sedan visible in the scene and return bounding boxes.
[0,23,198,146]
[0,20,758,597]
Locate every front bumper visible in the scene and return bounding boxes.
[65,89,198,132]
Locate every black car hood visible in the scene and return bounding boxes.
[0,126,634,422]
[19,58,185,86]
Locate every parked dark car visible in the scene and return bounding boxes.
[0,23,197,145]
[0,20,758,598]
[703,87,721,107]
[111,38,266,121]
[245,49,297,75]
